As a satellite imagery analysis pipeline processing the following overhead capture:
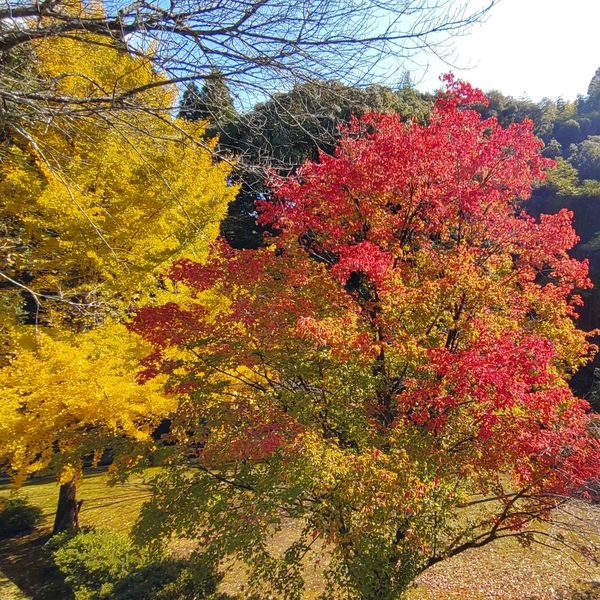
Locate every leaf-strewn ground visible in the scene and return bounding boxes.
[1,470,599,599]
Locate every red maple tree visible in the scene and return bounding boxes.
[132,76,600,599]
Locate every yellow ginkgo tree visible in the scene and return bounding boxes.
[0,2,237,532]
[1,30,235,325]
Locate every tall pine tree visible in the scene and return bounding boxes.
[179,69,235,123]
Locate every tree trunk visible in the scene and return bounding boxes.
[52,480,81,535]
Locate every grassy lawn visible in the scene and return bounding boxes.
[0,469,153,600]
[0,468,154,533]
[1,470,600,599]
[0,575,28,600]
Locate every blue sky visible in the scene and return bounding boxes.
[413,0,600,101]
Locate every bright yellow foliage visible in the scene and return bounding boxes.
[0,5,236,490]
[0,325,176,485]
[1,12,236,328]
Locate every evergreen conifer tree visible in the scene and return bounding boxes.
[179,70,235,123]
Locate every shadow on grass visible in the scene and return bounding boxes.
[0,530,73,600]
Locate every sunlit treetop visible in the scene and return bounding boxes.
[0,17,237,330]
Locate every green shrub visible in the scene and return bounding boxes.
[111,553,230,599]
[0,497,44,537]
[47,528,138,599]
[47,528,234,599]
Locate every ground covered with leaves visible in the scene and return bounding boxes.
[1,470,599,599]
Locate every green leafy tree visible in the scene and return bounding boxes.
[542,138,562,159]
[474,90,544,136]
[584,67,600,113]
[570,136,600,180]
[555,118,583,147]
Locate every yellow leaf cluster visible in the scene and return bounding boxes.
[0,324,176,485]
[1,21,237,327]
